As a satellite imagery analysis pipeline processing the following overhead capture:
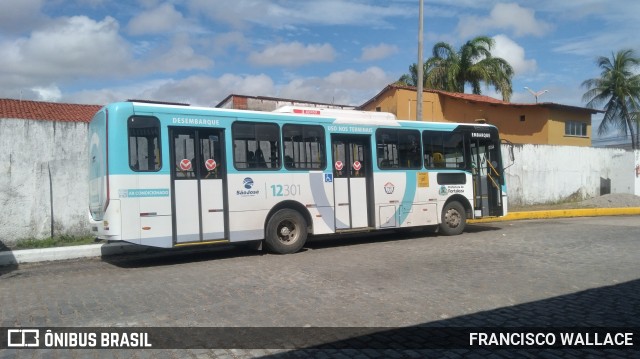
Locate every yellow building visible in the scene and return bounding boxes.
[358,84,600,147]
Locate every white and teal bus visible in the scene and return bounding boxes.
[89,101,508,254]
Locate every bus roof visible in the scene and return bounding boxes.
[117,101,496,131]
[273,106,397,121]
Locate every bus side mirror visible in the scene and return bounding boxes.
[501,139,515,169]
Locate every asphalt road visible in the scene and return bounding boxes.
[1,216,639,358]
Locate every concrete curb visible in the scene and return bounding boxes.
[468,207,640,223]
[0,242,148,266]
[2,208,639,267]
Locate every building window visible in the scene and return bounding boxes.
[128,116,161,172]
[283,124,325,170]
[233,122,280,170]
[375,106,381,112]
[565,121,588,137]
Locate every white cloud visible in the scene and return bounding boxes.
[324,67,390,89]
[553,32,640,57]
[0,15,214,99]
[491,35,536,75]
[142,74,276,106]
[248,42,336,67]
[145,33,213,72]
[279,67,393,105]
[213,31,250,53]
[0,0,46,34]
[127,3,187,35]
[189,0,411,29]
[62,67,393,107]
[456,3,552,38]
[0,16,132,82]
[31,84,62,102]
[64,74,276,107]
[360,43,398,61]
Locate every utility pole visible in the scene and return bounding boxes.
[416,0,424,121]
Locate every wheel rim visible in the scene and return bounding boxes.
[444,208,461,228]
[276,219,299,244]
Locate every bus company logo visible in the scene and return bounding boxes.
[237,177,259,196]
[243,177,254,189]
[384,182,395,194]
[439,185,465,196]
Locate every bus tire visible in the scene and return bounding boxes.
[264,209,308,254]
[439,201,466,236]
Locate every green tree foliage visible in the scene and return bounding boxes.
[582,49,640,149]
[397,36,514,102]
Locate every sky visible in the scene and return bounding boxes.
[1,0,639,141]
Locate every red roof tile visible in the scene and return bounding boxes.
[431,89,506,104]
[0,98,102,123]
[358,84,600,114]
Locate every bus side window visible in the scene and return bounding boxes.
[247,151,255,168]
[255,148,267,168]
[128,116,161,172]
[232,121,281,170]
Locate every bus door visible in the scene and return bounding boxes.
[331,134,373,230]
[469,133,503,217]
[170,127,227,244]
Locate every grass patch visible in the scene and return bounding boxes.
[13,235,99,250]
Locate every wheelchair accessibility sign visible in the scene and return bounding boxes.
[324,174,333,183]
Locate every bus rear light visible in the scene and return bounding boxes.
[142,227,151,230]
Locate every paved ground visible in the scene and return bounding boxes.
[1,216,639,358]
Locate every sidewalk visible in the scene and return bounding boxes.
[2,207,639,267]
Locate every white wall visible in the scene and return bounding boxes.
[502,144,640,206]
[0,119,90,244]
[1,118,639,244]
[636,151,640,197]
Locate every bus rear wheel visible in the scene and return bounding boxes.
[439,201,466,236]
[265,209,308,254]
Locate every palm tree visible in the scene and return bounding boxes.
[396,63,420,87]
[582,49,640,150]
[397,36,514,102]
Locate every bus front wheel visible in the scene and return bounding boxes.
[439,201,466,236]
[265,209,308,254]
